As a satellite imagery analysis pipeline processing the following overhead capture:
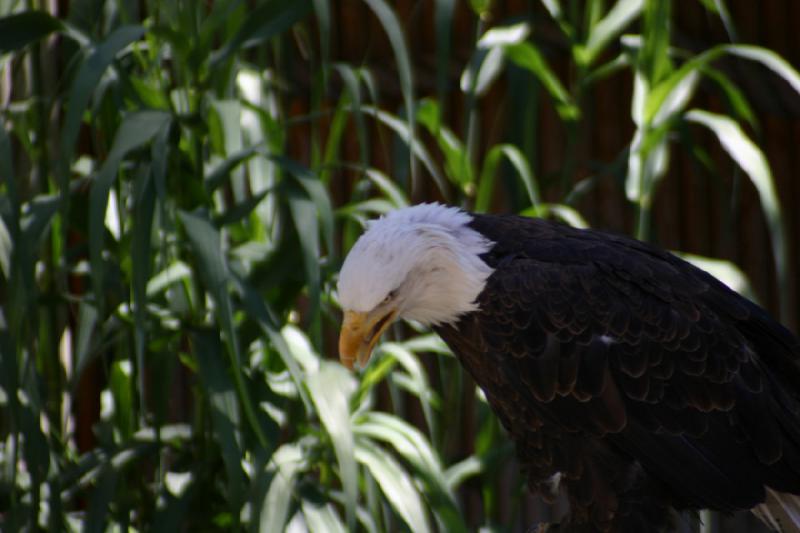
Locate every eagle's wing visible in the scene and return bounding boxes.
[468,216,800,513]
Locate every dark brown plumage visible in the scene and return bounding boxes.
[435,213,800,532]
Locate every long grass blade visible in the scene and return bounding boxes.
[88,110,169,313]
[355,438,432,533]
[193,330,246,511]
[178,210,269,448]
[362,0,417,194]
[684,109,788,322]
[306,362,358,530]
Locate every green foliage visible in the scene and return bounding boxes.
[0,0,796,531]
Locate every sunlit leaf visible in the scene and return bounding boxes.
[307,362,358,530]
[477,22,529,48]
[302,499,346,533]
[676,252,756,301]
[363,168,409,208]
[724,44,800,96]
[356,438,432,533]
[579,0,644,66]
[460,46,505,97]
[260,443,306,533]
[503,42,579,120]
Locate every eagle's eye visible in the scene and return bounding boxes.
[383,290,397,304]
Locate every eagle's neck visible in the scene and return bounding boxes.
[376,206,491,326]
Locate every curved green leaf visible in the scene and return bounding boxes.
[302,500,347,533]
[477,144,539,212]
[179,210,269,449]
[260,443,306,533]
[503,42,579,120]
[580,0,644,66]
[363,105,448,198]
[0,11,63,54]
[306,362,358,530]
[210,0,312,67]
[362,0,416,188]
[355,438,432,533]
[89,110,170,313]
[60,25,145,181]
[685,109,788,321]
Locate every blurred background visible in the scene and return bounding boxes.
[1,0,799,531]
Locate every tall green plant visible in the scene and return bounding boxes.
[1,0,797,531]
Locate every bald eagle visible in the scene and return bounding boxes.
[337,203,800,532]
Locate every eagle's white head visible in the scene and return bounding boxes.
[337,203,494,368]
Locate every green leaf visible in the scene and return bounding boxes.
[476,144,539,212]
[210,0,312,68]
[109,360,134,440]
[271,156,334,254]
[684,109,788,321]
[579,0,644,66]
[702,67,757,129]
[417,99,473,188]
[287,185,322,340]
[260,443,306,533]
[362,168,409,208]
[205,146,259,193]
[302,500,347,533]
[503,42,579,120]
[146,261,192,297]
[306,362,358,530]
[444,456,483,489]
[0,11,63,54]
[640,0,672,83]
[131,166,156,425]
[676,252,756,301]
[193,330,246,511]
[434,0,455,105]
[60,25,145,186]
[460,46,505,98]
[179,210,269,448]
[84,465,117,533]
[233,276,312,413]
[354,412,466,532]
[363,105,448,198]
[88,110,170,314]
[312,0,331,80]
[477,22,530,48]
[723,44,800,96]
[356,438,431,533]
[521,203,590,228]
[362,0,416,188]
[20,194,59,245]
[540,0,575,40]
[334,64,369,163]
[644,61,701,126]
[72,301,99,389]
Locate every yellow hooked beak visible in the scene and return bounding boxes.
[339,308,397,369]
